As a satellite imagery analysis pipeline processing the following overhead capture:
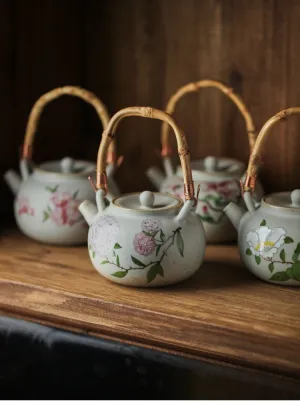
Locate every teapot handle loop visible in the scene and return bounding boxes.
[244,107,300,193]
[21,86,116,164]
[96,107,196,202]
[160,79,256,157]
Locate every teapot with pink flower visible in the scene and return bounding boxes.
[146,79,264,243]
[79,107,206,287]
[4,86,120,245]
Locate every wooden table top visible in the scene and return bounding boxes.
[0,230,300,379]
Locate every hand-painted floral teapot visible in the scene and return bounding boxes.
[224,107,300,286]
[78,106,206,287]
[4,86,120,245]
[146,79,264,243]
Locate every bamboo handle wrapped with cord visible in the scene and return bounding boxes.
[160,79,256,158]
[96,106,196,203]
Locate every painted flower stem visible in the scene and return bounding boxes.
[108,228,181,272]
[264,257,293,265]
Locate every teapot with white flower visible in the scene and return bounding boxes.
[4,86,120,245]
[78,106,206,287]
[146,79,264,243]
[224,107,300,286]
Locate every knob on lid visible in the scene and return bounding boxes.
[264,190,300,209]
[113,191,182,212]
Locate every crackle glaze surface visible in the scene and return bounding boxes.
[14,170,95,245]
[239,207,300,286]
[87,206,206,287]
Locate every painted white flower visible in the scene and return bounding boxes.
[246,226,287,258]
[89,215,120,257]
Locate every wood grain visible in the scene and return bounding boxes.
[0,231,300,379]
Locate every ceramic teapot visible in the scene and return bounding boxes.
[78,106,206,287]
[224,107,300,286]
[146,79,264,243]
[4,86,120,245]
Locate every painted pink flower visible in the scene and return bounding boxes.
[50,192,72,208]
[133,232,156,256]
[50,207,68,226]
[141,219,160,235]
[202,205,208,214]
[65,199,81,226]
[17,196,35,216]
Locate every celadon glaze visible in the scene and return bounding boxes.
[225,190,300,286]
[79,190,206,287]
[4,158,120,245]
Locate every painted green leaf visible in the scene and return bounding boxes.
[92,251,95,259]
[293,252,300,263]
[268,262,274,273]
[260,219,266,226]
[156,245,162,256]
[295,243,300,254]
[270,271,289,282]
[246,248,252,256]
[45,185,59,193]
[284,236,294,244]
[160,229,165,241]
[111,270,128,278]
[286,267,296,280]
[292,261,300,281]
[147,262,164,284]
[116,255,120,267]
[101,260,109,264]
[142,231,151,237]
[72,190,79,199]
[176,231,184,257]
[280,249,286,262]
[131,255,146,267]
[200,215,216,224]
[114,243,122,249]
[255,255,261,265]
[43,211,49,222]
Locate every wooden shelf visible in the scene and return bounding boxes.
[0,230,300,379]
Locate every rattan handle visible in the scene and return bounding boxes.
[96,106,195,201]
[244,107,300,192]
[22,86,116,163]
[161,79,256,157]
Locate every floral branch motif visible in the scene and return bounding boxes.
[245,219,300,282]
[43,185,83,226]
[100,223,184,284]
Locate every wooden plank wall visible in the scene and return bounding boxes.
[1,0,300,223]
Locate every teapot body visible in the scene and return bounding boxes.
[160,158,246,243]
[14,162,95,245]
[238,205,300,286]
[87,203,206,287]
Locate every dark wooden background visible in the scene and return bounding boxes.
[1,0,300,223]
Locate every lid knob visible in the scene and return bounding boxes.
[291,189,300,207]
[140,191,154,208]
[61,157,75,173]
[204,156,218,172]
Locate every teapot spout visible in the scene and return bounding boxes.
[224,202,246,231]
[4,169,22,196]
[175,200,194,224]
[146,167,165,190]
[78,200,98,226]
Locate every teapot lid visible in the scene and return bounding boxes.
[264,190,300,210]
[113,191,183,212]
[37,157,95,176]
[177,156,245,178]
